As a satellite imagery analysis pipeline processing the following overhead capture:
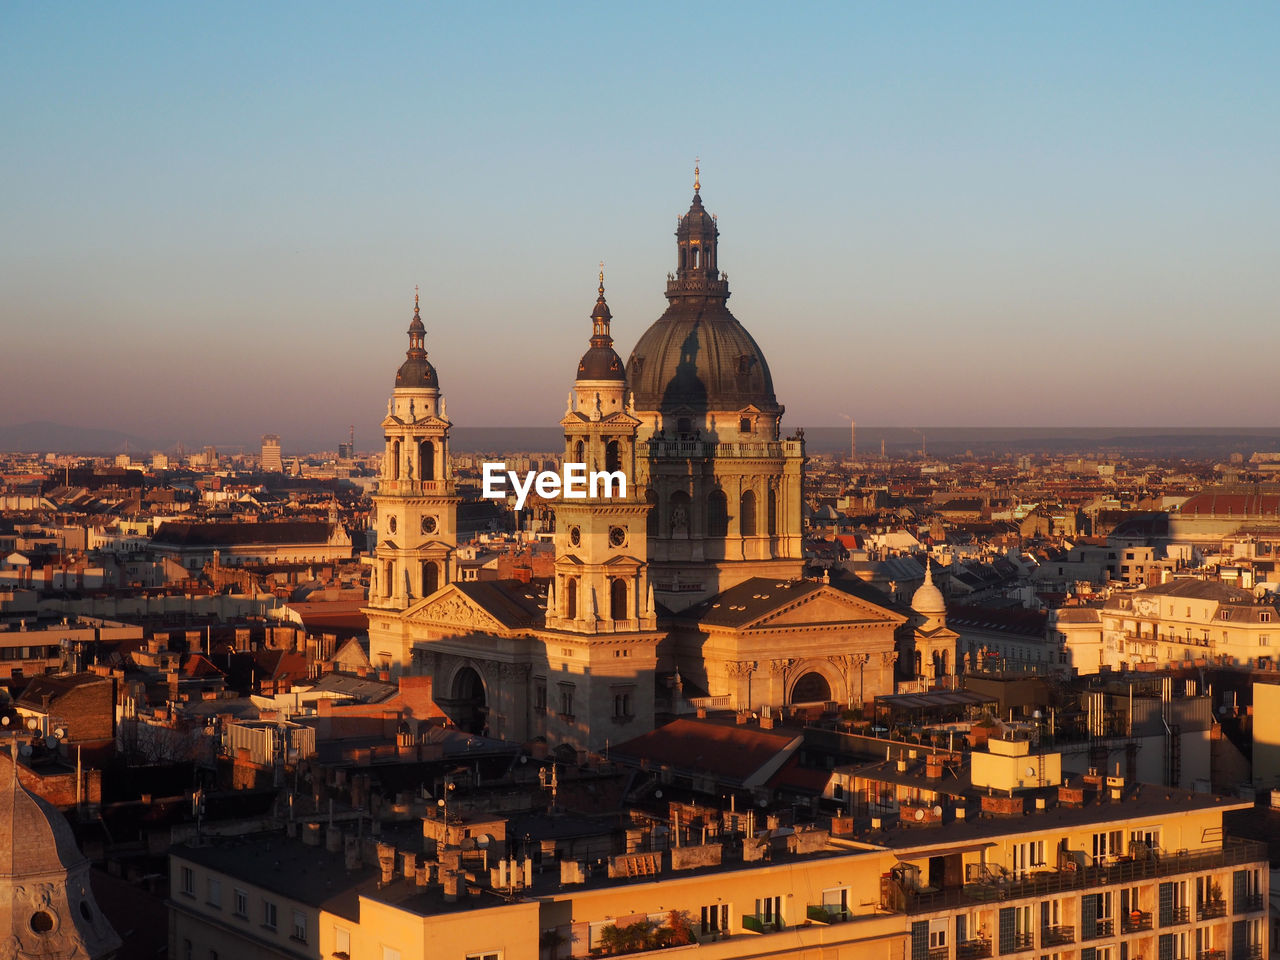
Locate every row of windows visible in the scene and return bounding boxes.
[180,866,306,941]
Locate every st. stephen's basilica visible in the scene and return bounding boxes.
[364,172,951,751]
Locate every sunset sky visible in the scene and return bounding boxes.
[3,3,1277,452]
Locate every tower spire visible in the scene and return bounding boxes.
[694,157,700,194]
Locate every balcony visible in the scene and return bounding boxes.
[1235,894,1264,914]
[879,838,1268,915]
[1083,919,1114,940]
[957,939,992,960]
[740,915,782,934]
[1197,951,1226,960]
[1233,948,1263,960]
[806,905,850,924]
[1122,911,1153,933]
[1198,899,1227,920]
[1160,906,1190,927]
[1042,925,1075,946]
[928,949,949,960]
[999,932,1034,954]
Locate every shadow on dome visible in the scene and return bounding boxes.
[657,326,709,438]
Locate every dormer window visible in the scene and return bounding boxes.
[740,417,753,434]
[1220,610,1231,621]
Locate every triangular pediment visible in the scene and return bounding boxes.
[406,584,504,631]
[749,587,906,630]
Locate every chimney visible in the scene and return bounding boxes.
[925,755,943,779]
[377,842,396,886]
[379,670,390,682]
[302,822,321,846]
[343,835,361,871]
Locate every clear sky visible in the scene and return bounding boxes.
[3,2,1277,452]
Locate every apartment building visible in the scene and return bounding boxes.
[168,736,1268,960]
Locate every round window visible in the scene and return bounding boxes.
[608,526,627,547]
[387,516,397,534]
[422,516,437,534]
[30,911,54,933]
[568,526,581,547]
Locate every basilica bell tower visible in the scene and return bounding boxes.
[547,271,657,634]
[367,292,459,622]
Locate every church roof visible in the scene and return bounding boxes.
[682,576,904,629]
[453,580,547,630]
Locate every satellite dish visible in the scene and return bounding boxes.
[25,718,38,731]
[45,736,58,750]
[1,716,9,726]
[654,790,663,799]
[18,744,32,757]
[932,805,943,818]
[914,808,925,821]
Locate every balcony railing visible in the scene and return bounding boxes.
[1198,899,1227,920]
[1042,925,1075,946]
[879,839,1268,915]
[999,932,1034,954]
[1235,894,1264,914]
[928,948,949,960]
[957,939,992,960]
[1160,906,1190,927]
[806,905,850,924]
[1083,919,1114,940]
[1233,948,1263,960]
[740,915,782,934]
[1197,951,1226,960]
[1122,911,1153,933]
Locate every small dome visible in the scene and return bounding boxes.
[396,355,439,389]
[576,272,625,382]
[0,752,87,878]
[912,560,946,617]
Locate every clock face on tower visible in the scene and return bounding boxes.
[608,526,627,547]
[422,516,437,534]
[568,526,581,547]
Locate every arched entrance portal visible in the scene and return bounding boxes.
[790,671,832,704]
[450,666,487,734]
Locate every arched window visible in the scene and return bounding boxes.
[940,650,949,676]
[605,440,621,473]
[669,491,691,537]
[422,561,438,597]
[708,490,729,538]
[575,439,585,464]
[691,246,699,269]
[740,417,752,433]
[914,650,922,677]
[419,440,435,481]
[740,490,757,537]
[767,488,778,536]
[390,440,401,480]
[610,578,627,621]
[566,578,578,619]
[646,489,659,539]
[680,247,687,270]
[383,562,394,597]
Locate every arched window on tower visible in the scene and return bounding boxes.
[390,440,401,480]
[610,579,627,621]
[708,490,729,538]
[767,488,778,537]
[419,440,435,481]
[566,578,578,619]
[605,440,621,473]
[422,561,438,597]
[575,439,585,465]
[915,650,923,677]
[679,247,687,270]
[740,490,757,537]
[646,489,659,539]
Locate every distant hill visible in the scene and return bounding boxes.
[0,421,149,454]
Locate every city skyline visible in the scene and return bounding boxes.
[4,3,1278,450]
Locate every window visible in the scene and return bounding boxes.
[1221,610,1232,621]
[333,928,351,957]
[613,692,632,719]
[1014,840,1045,875]
[740,417,753,433]
[233,888,248,918]
[383,949,402,960]
[1092,830,1123,862]
[206,877,221,907]
[558,684,575,718]
[755,896,782,929]
[292,910,307,942]
[465,954,501,960]
[1261,612,1272,623]
[180,866,194,896]
[182,940,192,960]
[929,918,948,949]
[262,900,277,930]
[534,678,547,713]
[700,903,730,935]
